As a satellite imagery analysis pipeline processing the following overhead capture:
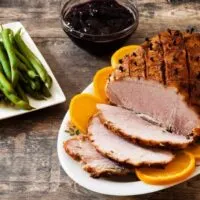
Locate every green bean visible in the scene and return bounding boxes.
[42,84,51,98]
[19,72,40,92]
[29,80,37,90]
[0,43,11,80]
[17,58,37,79]
[16,84,29,103]
[0,70,16,93]
[23,85,45,100]
[14,30,52,89]
[0,63,10,103]
[18,70,28,84]
[34,78,41,91]
[1,28,19,87]
[0,82,33,110]
[21,72,40,91]
[27,78,41,91]
[14,48,34,71]
[46,75,52,89]
[10,38,38,80]
[17,59,27,71]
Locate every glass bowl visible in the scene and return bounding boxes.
[61,0,139,55]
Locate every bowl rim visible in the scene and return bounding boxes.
[60,0,139,38]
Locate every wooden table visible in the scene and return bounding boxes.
[1,0,200,199]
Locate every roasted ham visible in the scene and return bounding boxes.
[107,30,200,138]
[88,116,174,167]
[64,136,131,177]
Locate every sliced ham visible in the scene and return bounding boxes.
[88,116,174,167]
[64,136,131,177]
[97,104,193,149]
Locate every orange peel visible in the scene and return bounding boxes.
[136,151,195,185]
[69,93,102,134]
[93,66,114,102]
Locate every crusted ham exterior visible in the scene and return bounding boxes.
[64,136,131,177]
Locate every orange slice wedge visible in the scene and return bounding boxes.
[135,151,195,185]
[93,66,114,102]
[111,45,139,68]
[69,94,102,134]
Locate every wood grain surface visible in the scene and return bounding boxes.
[1,0,200,199]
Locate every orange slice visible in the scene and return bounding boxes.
[111,45,139,68]
[135,151,195,185]
[69,94,102,134]
[93,66,114,102]
[186,144,200,160]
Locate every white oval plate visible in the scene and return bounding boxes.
[57,83,200,196]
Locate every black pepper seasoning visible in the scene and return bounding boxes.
[150,57,154,62]
[132,52,137,57]
[149,43,153,50]
[119,59,123,64]
[118,66,124,72]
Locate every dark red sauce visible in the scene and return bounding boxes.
[61,0,138,55]
[64,0,135,35]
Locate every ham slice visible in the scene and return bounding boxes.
[97,104,193,149]
[106,78,200,138]
[88,116,174,167]
[64,136,131,177]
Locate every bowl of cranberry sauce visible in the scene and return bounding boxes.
[61,0,139,55]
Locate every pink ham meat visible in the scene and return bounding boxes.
[97,104,193,149]
[64,136,131,177]
[88,116,174,167]
[106,78,200,138]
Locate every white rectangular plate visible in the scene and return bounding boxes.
[0,22,66,120]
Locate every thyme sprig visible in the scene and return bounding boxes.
[65,121,81,136]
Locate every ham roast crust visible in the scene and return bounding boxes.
[110,30,200,107]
